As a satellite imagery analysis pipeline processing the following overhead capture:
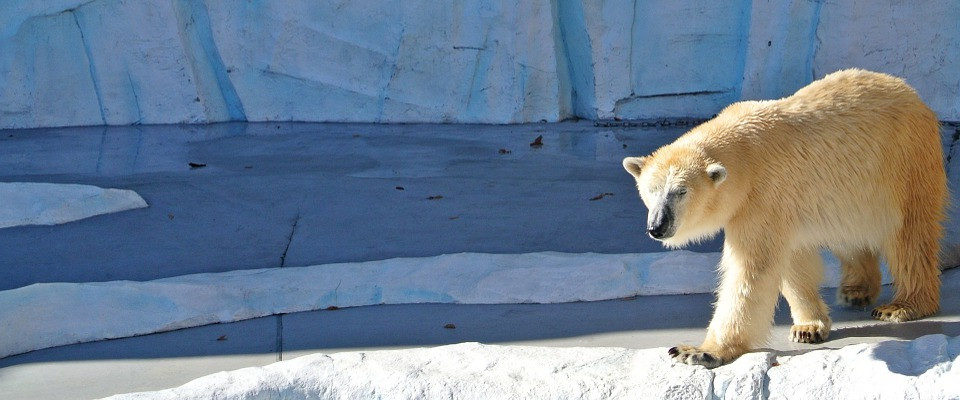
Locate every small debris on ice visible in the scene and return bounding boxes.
[188,162,206,169]
[427,195,444,200]
[529,135,543,148]
[443,323,456,329]
[589,193,614,201]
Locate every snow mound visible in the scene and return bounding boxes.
[0,182,147,229]
[1,250,890,359]
[106,343,769,400]
[107,334,960,400]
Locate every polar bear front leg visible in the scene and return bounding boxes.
[782,249,831,343]
[669,238,784,368]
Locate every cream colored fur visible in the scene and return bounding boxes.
[624,69,947,368]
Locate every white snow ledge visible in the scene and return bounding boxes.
[1,251,898,359]
[0,251,722,358]
[0,182,147,229]
[108,334,960,400]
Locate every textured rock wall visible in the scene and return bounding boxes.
[0,0,957,129]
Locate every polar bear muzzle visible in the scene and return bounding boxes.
[647,191,679,240]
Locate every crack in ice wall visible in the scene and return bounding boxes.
[620,90,731,101]
[0,0,97,39]
[377,26,405,122]
[733,0,754,98]
[125,70,143,124]
[805,0,824,82]
[70,9,105,125]
[462,35,489,115]
[555,0,597,119]
[171,0,246,122]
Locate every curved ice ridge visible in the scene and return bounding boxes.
[0,250,884,358]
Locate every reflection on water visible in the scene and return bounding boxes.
[0,121,688,178]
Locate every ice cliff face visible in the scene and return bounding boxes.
[1,0,958,129]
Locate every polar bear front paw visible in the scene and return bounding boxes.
[668,345,723,368]
[790,324,828,343]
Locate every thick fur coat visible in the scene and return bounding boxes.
[623,69,947,367]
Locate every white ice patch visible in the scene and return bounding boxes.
[768,334,960,399]
[0,251,890,358]
[0,182,147,229]
[106,335,960,400]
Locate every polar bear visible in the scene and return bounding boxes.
[622,69,947,368]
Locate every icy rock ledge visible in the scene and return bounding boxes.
[1,250,890,359]
[0,251,721,358]
[0,182,147,229]
[107,334,960,400]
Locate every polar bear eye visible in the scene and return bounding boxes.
[671,188,687,197]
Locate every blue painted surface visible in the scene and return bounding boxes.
[0,122,722,291]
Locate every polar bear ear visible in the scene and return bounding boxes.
[706,163,727,186]
[622,156,647,177]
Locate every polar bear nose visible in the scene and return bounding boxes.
[647,210,673,239]
[647,204,674,239]
[647,223,670,239]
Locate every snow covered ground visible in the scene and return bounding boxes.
[1,250,896,359]
[0,182,146,229]
[108,334,960,399]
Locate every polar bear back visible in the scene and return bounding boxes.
[676,69,946,250]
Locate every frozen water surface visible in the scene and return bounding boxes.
[0,121,722,290]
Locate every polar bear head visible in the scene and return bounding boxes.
[623,146,729,248]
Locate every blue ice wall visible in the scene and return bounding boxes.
[0,0,957,129]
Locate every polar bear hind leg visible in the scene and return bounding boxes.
[835,249,882,308]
